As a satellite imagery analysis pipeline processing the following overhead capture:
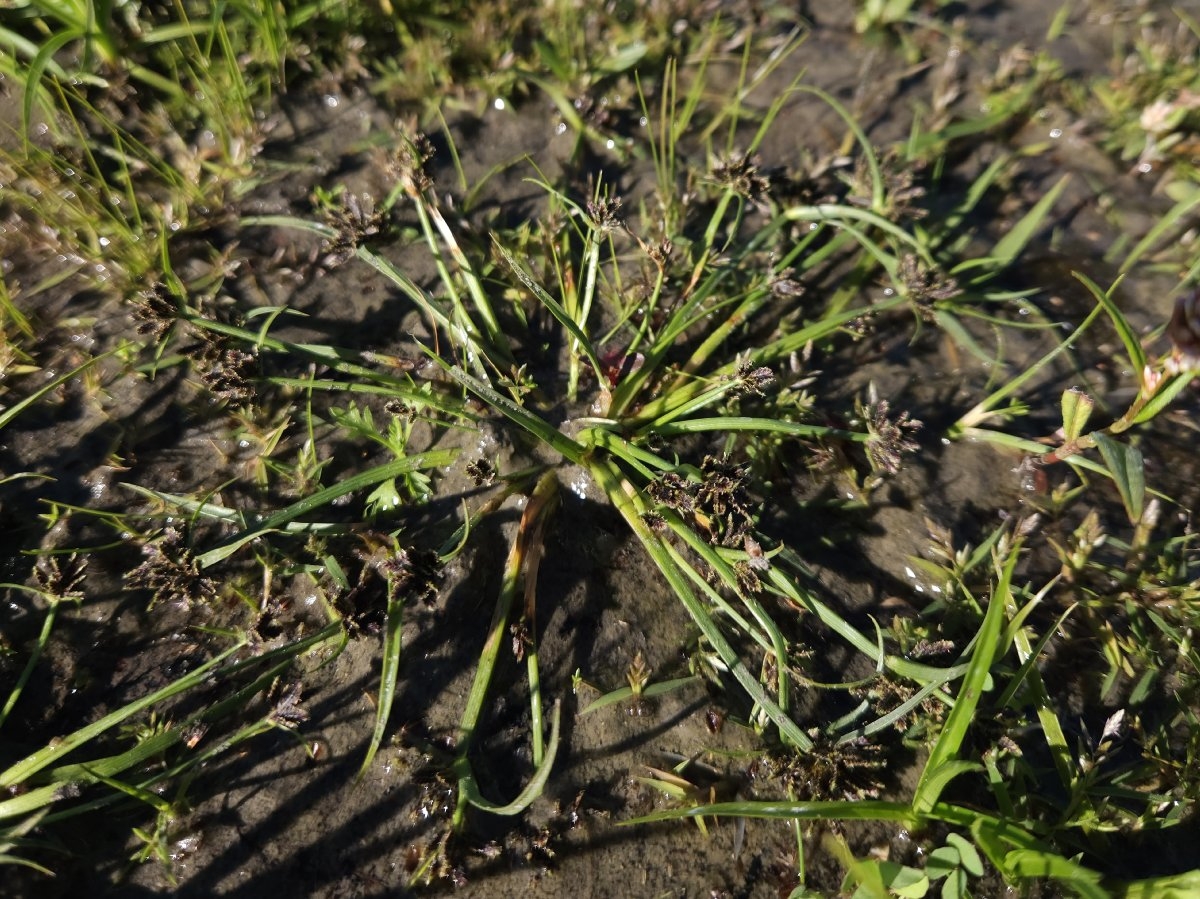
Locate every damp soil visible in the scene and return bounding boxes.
[4,1,1200,897]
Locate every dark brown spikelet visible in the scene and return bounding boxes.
[126,527,217,609]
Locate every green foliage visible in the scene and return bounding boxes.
[328,402,434,515]
[4,0,1200,892]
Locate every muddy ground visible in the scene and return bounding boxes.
[4,1,1200,896]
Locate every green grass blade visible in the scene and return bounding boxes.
[1004,850,1107,899]
[836,671,963,743]
[0,594,59,732]
[952,301,1103,434]
[782,203,931,263]
[1073,272,1145,374]
[0,350,118,432]
[1131,370,1196,424]
[989,175,1070,270]
[591,461,812,750]
[358,581,405,779]
[579,676,702,715]
[21,31,79,145]
[653,416,867,442]
[0,643,243,789]
[912,543,1017,815]
[459,700,560,816]
[790,85,885,212]
[434,359,586,464]
[194,451,457,567]
[1115,870,1200,899]
[494,241,606,389]
[1118,186,1200,275]
[622,798,917,827]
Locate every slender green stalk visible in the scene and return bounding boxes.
[589,458,813,750]
[568,216,605,401]
[358,566,407,779]
[193,450,457,567]
[523,473,558,766]
[652,417,868,443]
[912,542,1018,816]
[0,642,244,790]
[0,350,119,432]
[0,592,60,732]
[452,470,560,825]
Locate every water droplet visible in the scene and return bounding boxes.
[324,94,339,108]
[171,833,203,860]
[1049,128,1062,139]
[569,472,590,500]
[493,97,506,111]
[307,738,331,763]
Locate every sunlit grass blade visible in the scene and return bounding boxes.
[0,349,119,432]
[624,798,917,827]
[652,416,868,443]
[590,459,812,750]
[1115,871,1200,899]
[493,241,606,391]
[193,450,457,567]
[579,676,702,715]
[912,541,1018,815]
[358,573,406,779]
[458,700,561,816]
[951,301,1103,433]
[987,175,1070,273]
[0,643,243,791]
[781,203,932,263]
[432,356,587,464]
[1074,271,1145,374]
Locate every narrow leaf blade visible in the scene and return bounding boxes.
[1093,433,1145,523]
